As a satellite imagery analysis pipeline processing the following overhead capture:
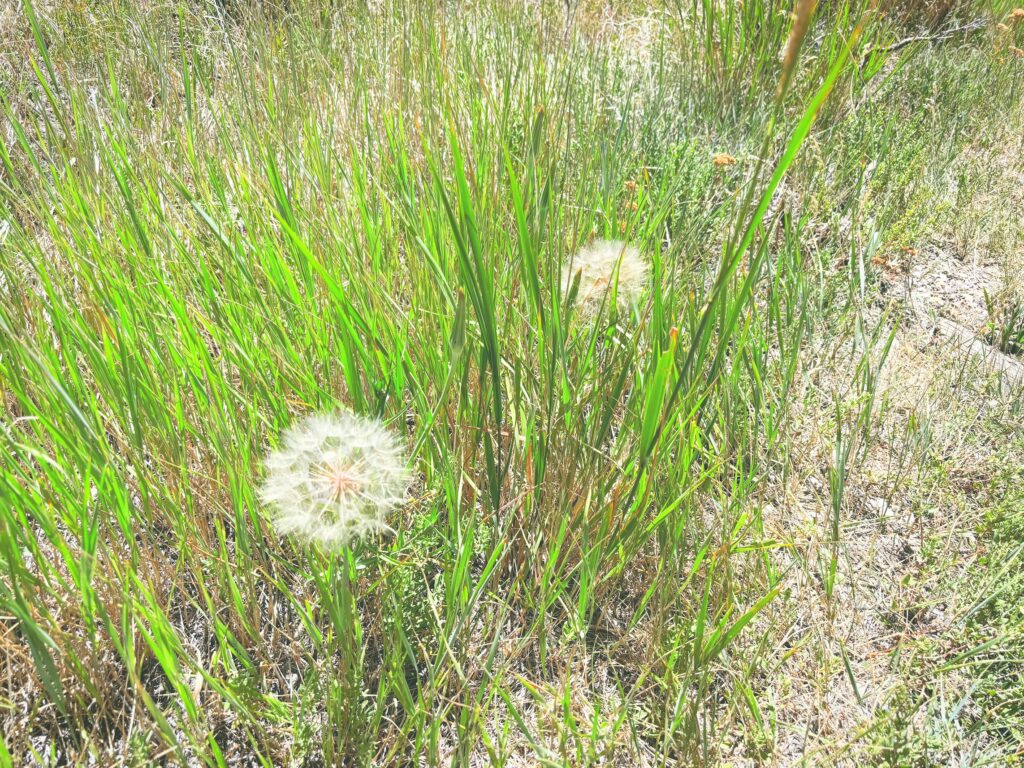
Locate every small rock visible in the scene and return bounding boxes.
[866,496,894,518]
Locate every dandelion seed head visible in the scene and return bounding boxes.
[260,412,409,548]
[562,239,648,313]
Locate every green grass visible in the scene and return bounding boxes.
[1,0,1022,765]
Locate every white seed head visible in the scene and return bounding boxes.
[259,412,409,549]
[562,239,648,313]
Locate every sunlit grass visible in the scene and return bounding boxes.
[1,0,1021,764]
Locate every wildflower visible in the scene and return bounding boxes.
[1011,8,1024,20]
[563,239,648,312]
[713,153,737,167]
[260,412,409,548]
[1013,47,1024,57]
[624,179,638,192]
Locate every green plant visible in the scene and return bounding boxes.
[0,0,1020,765]
[983,289,1024,354]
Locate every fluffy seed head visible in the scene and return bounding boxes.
[259,412,409,549]
[562,239,648,313]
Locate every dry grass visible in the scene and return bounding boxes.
[1,1,1022,766]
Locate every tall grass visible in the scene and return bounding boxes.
[0,0,1019,764]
